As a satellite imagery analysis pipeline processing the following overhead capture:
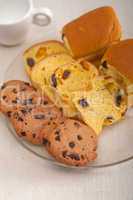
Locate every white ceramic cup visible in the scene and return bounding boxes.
[0,0,53,46]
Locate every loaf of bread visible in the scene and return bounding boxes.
[62,6,121,59]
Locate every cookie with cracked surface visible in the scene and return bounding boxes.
[43,119,97,166]
[10,104,63,145]
[0,80,52,114]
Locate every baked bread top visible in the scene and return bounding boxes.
[102,39,133,82]
[62,6,121,59]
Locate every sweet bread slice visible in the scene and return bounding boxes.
[100,62,132,108]
[72,77,127,134]
[24,40,68,77]
[31,54,99,117]
[31,54,79,117]
[100,39,133,107]
[49,61,98,101]
[72,90,121,135]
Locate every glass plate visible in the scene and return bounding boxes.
[3,36,133,169]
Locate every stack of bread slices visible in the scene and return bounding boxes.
[24,6,133,136]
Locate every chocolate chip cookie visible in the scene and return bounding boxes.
[10,104,63,145]
[43,119,97,166]
[0,80,63,144]
[0,80,52,114]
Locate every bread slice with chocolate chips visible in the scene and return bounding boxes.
[31,53,78,117]
[100,39,133,108]
[24,40,69,77]
[72,77,127,135]
[31,54,99,117]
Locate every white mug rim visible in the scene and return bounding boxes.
[0,0,33,26]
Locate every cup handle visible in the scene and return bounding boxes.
[32,8,53,26]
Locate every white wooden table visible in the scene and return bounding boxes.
[0,0,133,199]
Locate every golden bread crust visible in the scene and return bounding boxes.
[102,39,133,82]
[63,6,121,59]
[24,40,66,54]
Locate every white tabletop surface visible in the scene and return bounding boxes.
[0,0,133,200]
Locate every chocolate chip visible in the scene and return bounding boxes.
[62,70,71,80]
[81,155,85,160]
[106,116,114,123]
[62,150,67,158]
[12,99,18,104]
[122,109,127,116]
[12,88,17,94]
[102,61,108,69]
[13,112,23,121]
[74,122,80,128]
[106,116,113,120]
[2,96,7,100]
[18,117,24,122]
[116,95,122,107]
[24,82,30,86]
[77,135,82,141]
[51,74,57,88]
[69,142,75,149]
[43,138,50,146]
[27,58,35,68]
[34,114,45,120]
[115,94,122,107]
[55,130,60,135]
[55,135,61,142]
[43,100,48,105]
[59,107,63,113]
[6,111,12,118]
[21,109,27,114]
[78,98,89,108]
[47,122,51,125]
[1,84,6,90]
[68,153,80,161]
[33,87,37,92]
[13,112,19,119]
[32,134,36,138]
[52,122,56,125]
[21,108,32,114]
[60,121,64,125]
[21,132,26,136]
[21,88,26,92]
